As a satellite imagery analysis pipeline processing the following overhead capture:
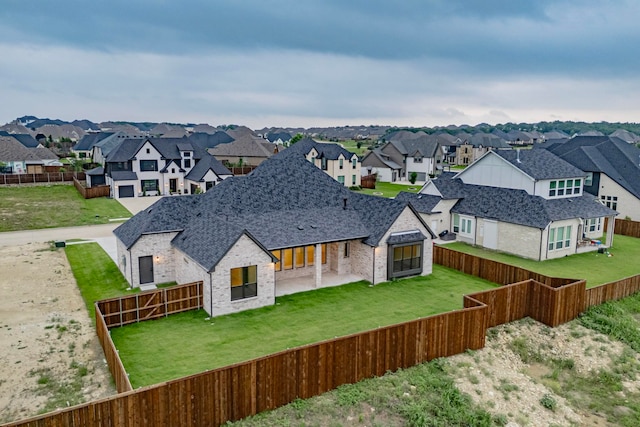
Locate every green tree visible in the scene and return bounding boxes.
[409,171,418,184]
[289,133,304,145]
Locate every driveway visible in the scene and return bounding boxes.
[117,195,163,215]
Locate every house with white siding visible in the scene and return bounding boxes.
[398,149,617,261]
[114,148,435,317]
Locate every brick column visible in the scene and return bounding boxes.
[315,243,322,288]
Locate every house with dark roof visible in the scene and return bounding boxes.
[539,136,640,221]
[369,133,444,182]
[113,148,435,316]
[209,133,281,166]
[104,138,232,199]
[0,136,60,173]
[399,149,616,261]
[287,138,361,186]
[0,132,40,148]
[72,131,123,159]
[453,133,511,166]
[265,131,292,145]
[360,150,403,182]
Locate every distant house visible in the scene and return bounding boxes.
[209,135,281,166]
[0,136,61,173]
[287,138,361,186]
[454,134,511,166]
[104,138,232,199]
[187,131,234,150]
[539,136,640,221]
[114,148,435,316]
[366,132,444,182]
[398,149,616,261]
[265,132,292,145]
[0,132,40,148]
[72,131,126,159]
[360,150,403,182]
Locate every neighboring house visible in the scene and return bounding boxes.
[72,131,125,159]
[265,131,292,146]
[92,133,141,165]
[369,133,443,182]
[0,131,40,148]
[288,138,361,186]
[454,134,511,166]
[104,138,232,198]
[360,150,403,182]
[398,149,616,261]
[539,136,640,221]
[609,129,640,144]
[209,135,281,166]
[113,148,435,316]
[187,131,234,150]
[0,136,61,173]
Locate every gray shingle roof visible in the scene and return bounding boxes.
[493,149,586,180]
[0,137,44,162]
[362,150,402,170]
[430,176,616,229]
[542,136,640,199]
[386,230,428,244]
[184,155,232,182]
[287,137,355,160]
[73,132,114,151]
[106,138,211,164]
[395,192,442,213]
[115,148,434,272]
[187,131,234,149]
[110,171,138,181]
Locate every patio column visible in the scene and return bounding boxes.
[605,216,615,247]
[315,243,322,288]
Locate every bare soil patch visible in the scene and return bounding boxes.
[0,243,116,424]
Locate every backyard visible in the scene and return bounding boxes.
[0,185,130,232]
[352,181,421,198]
[441,233,640,286]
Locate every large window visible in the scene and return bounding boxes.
[230,266,257,301]
[548,225,572,251]
[294,247,305,268]
[601,195,618,210]
[337,175,345,184]
[549,179,581,197]
[141,179,158,193]
[273,244,326,272]
[139,160,158,171]
[453,214,460,233]
[588,218,602,233]
[339,158,344,169]
[389,242,423,279]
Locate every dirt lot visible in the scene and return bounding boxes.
[0,243,115,424]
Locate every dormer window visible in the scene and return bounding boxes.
[414,157,423,163]
[183,152,191,157]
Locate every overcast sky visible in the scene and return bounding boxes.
[1,1,639,129]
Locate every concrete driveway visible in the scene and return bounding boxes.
[117,195,164,215]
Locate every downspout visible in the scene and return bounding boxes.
[538,228,544,261]
[209,271,214,316]
[372,246,376,285]
[129,250,133,286]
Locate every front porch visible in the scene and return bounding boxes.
[275,272,365,297]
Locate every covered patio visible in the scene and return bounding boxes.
[275,272,366,297]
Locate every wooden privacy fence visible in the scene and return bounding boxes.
[605,217,640,238]
[6,248,640,427]
[97,282,203,328]
[0,171,85,185]
[227,166,257,175]
[73,177,110,199]
[361,173,376,189]
[5,303,488,427]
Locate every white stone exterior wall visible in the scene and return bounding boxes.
[542,218,581,260]
[406,156,435,179]
[491,220,543,260]
[598,174,640,221]
[119,232,179,288]
[377,206,434,282]
[349,241,375,283]
[363,166,395,182]
[207,234,275,316]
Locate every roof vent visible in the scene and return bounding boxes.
[516,148,521,163]
[343,197,348,210]
[297,225,304,230]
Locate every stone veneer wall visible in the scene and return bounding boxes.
[123,232,179,288]
[207,234,275,316]
[490,220,542,260]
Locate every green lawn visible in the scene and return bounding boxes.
[110,265,498,387]
[0,185,131,232]
[441,234,640,286]
[353,181,421,198]
[65,242,135,321]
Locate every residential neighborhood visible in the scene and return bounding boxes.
[2,116,640,427]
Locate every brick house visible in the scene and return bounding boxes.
[288,138,361,187]
[114,148,435,317]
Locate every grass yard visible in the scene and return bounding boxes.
[352,181,421,198]
[0,185,131,232]
[110,265,498,387]
[65,242,135,321]
[441,234,640,286]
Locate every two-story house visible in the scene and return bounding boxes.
[104,138,232,199]
[454,134,511,166]
[114,147,435,317]
[539,136,640,221]
[288,138,361,186]
[397,149,617,261]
